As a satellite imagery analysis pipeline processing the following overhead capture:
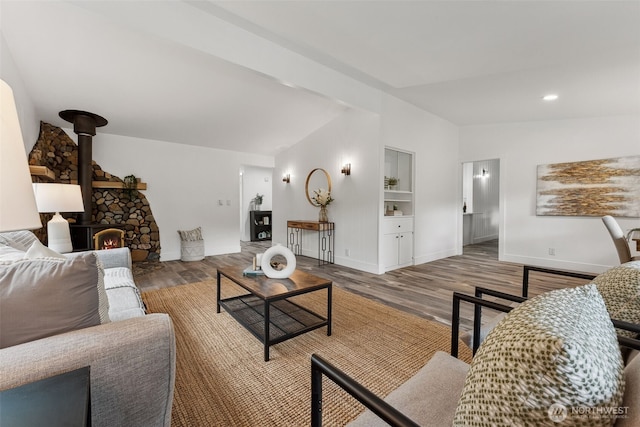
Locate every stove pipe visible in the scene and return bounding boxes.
[59,110,108,225]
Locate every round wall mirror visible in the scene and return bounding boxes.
[305,168,332,206]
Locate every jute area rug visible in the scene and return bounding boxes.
[142,280,472,426]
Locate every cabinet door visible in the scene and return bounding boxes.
[397,232,413,266]
[382,233,399,269]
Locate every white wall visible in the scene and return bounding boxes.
[381,95,461,267]
[460,115,640,273]
[274,108,381,272]
[90,131,274,260]
[273,96,461,274]
[1,33,39,152]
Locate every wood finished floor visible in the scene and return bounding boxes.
[133,240,590,331]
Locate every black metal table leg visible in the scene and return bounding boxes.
[216,270,221,313]
[264,300,270,361]
[327,284,332,336]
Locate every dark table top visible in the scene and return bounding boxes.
[218,267,331,300]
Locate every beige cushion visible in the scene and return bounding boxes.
[348,351,469,427]
[0,252,103,348]
[593,261,640,339]
[454,284,625,426]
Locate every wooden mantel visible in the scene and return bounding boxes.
[30,165,147,190]
[29,165,55,181]
[92,181,147,190]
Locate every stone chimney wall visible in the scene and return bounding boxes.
[28,122,160,261]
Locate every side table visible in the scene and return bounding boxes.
[287,220,335,265]
[0,366,91,427]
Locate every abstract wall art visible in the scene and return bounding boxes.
[536,155,640,217]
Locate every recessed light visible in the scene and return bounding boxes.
[542,94,559,101]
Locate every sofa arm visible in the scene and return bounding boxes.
[93,247,132,270]
[0,314,175,427]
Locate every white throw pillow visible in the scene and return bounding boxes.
[0,244,26,262]
[24,239,66,259]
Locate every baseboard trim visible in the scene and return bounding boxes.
[414,248,459,266]
[501,254,611,275]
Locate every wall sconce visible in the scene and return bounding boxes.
[341,163,351,176]
[282,174,291,183]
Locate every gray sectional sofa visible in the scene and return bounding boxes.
[0,230,175,427]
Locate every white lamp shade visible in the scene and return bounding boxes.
[0,79,42,232]
[31,183,84,253]
[32,183,84,213]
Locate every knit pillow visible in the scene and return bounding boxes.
[177,226,203,241]
[593,261,640,338]
[454,284,625,427]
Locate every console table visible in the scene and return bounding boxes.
[287,220,334,265]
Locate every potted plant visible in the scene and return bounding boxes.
[312,188,334,222]
[253,193,264,210]
[387,176,399,190]
[123,174,138,199]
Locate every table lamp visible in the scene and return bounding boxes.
[0,79,42,232]
[32,183,84,253]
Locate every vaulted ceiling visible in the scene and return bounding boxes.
[1,1,638,156]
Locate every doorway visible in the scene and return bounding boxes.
[239,165,274,242]
[462,159,500,258]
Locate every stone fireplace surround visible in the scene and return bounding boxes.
[28,122,160,261]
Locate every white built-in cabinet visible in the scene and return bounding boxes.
[382,217,414,270]
[382,147,414,272]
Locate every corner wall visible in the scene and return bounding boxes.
[460,114,640,273]
[90,131,274,261]
[381,95,461,267]
[0,32,39,151]
[273,96,461,274]
[273,108,381,272]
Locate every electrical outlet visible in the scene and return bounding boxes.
[548,248,555,256]
[345,249,350,257]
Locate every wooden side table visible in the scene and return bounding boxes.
[0,366,90,427]
[287,220,335,265]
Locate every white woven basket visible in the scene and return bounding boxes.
[181,239,204,262]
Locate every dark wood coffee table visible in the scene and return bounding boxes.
[217,267,332,361]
